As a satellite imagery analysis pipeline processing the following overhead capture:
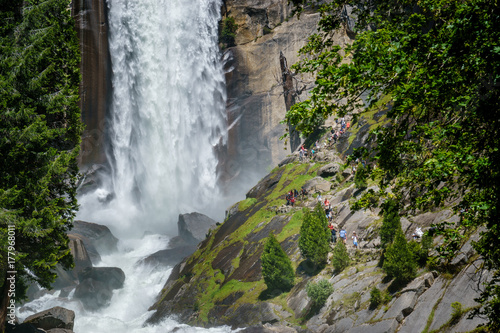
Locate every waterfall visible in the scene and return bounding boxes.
[18,1,240,332]
[78,0,229,237]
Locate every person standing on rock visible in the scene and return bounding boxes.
[339,228,347,244]
[329,222,337,243]
[352,231,358,249]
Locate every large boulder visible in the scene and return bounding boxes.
[178,212,217,245]
[23,307,75,331]
[68,220,119,263]
[52,236,93,289]
[73,278,113,310]
[317,163,341,178]
[77,267,125,289]
[74,267,125,310]
[303,177,332,193]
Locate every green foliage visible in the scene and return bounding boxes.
[451,301,464,322]
[354,163,368,189]
[408,233,433,267]
[379,199,401,249]
[261,233,295,293]
[0,0,82,304]
[306,279,334,309]
[331,238,350,273]
[299,203,331,269]
[286,0,500,325]
[220,16,238,48]
[383,229,417,285]
[369,287,382,309]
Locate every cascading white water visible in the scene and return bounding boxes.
[18,1,242,332]
[78,0,229,238]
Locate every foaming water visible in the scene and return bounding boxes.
[18,235,236,332]
[78,0,229,238]
[19,1,243,332]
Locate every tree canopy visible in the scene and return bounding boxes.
[0,0,82,327]
[299,203,331,270]
[286,0,500,328]
[261,233,295,293]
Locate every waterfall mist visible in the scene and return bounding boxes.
[19,1,243,332]
[78,0,232,238]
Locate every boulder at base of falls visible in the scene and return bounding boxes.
[23,306,75,331]
[68,220,119,263]
[52,235,93,289]
[178,212,218,245]
[73,267,125,310]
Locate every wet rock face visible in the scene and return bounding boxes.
[72,0,111,167]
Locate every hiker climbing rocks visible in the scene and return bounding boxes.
[339,228,347,244]
[352,231,358,248]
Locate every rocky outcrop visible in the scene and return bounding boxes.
[178,213,218,245]
[51,236,93,290]
[23,307,75,331]
[68,220,119,263]
[72,0,111,168]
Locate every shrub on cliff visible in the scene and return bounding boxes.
[306,279,334,311]
[261,233,295,293]
[331,239,350,273]
[220,16,237,48]
[299,203,331,270]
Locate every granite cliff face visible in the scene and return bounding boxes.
[220,0,356,186]
[221,0,353,183]
[72,0,111,168]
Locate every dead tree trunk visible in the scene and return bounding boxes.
[279,51,301,152]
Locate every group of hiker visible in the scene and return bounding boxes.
[328,222,358,249]
[285,188,308,206]
[293,116,359,248]
[330,117,350,144]
[321,196,358,248]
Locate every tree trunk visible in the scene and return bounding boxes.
[280,51,301,152]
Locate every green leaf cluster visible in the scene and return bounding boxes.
[220,16,237,48]
[306,279,334,309]
[287,0,500,327]
[299,203,331,269]
[0,0,82,303]
[261,233,295,293]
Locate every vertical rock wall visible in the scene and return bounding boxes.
[72,0,111,169]
[221,0,357,185]
[222,0,320,184]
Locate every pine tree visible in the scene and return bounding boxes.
[261,233,295,293]
[331,240,350,273]
[298,203,331,269]
[0,0,82,329]
[379,199,401,248]
[383,229,417,285]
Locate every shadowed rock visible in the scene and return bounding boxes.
[74,267,125,310]
[23,307,74,331]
